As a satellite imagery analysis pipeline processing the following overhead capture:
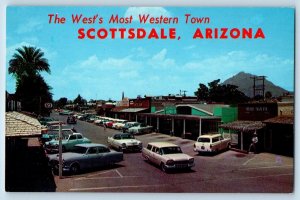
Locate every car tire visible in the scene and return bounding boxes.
[227,143,231,150]
[70,163,80,174]
[118,147,123,152]
[161,163,168,173]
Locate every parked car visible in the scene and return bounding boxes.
[46,120,65,127]
[122,122,140,132]
[41,128,74,144]
[48,143,123,174]
[67,115,77,124]
[107,133,142,152]
[112,120,128,130]
[38,116,56,126]
[44,132,91,153]
[86,115,97,123]
[59,110,73,115]
[193,133,231,154]
[142,142,195,172]
[128,123,153,135]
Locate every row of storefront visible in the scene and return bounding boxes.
[97,96,294,156]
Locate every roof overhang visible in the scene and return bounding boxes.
[6,112,42,137]
[219,120,266,132]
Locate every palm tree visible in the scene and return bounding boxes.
[8,46,50,80]
[8,46,53,115]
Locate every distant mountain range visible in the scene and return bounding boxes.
[222,72,289,98]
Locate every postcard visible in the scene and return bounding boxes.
[5,6,294,193]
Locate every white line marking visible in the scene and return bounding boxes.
[239,165,293,171]
[230,173,293,181]
[115,169,123,178]
[75,176,140,181]
[69,184,165,191]
[242,156,256,166]
[74,170,115,180]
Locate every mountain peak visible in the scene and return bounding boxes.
[222,72,288,97]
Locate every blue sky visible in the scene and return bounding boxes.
[6,7,294,101]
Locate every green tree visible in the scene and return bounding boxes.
[265,91,272,99]
[194,83,209,101]
[8,46,52,115]
[195,79,249,104]
[74,94,86,106]
[55,97,68,109]
[9,46,50,81]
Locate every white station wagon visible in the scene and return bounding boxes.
[194,134,231,154]
[142,142,195,172]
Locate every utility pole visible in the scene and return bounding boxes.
[59,122,63,179]
[250,76,266,99]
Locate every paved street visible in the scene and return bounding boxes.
[51,113,293,193]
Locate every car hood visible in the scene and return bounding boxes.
[121,139,141,144]
[162,153,193,161]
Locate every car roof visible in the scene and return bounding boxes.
[75,143,107,148]
[147,142,179,148]
[198,133,221,138]
[114,133,132,136]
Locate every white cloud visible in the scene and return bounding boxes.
[119,70,139,79]
[183,45,196,50]
[7,42,57,63]
[124,7,172,21]
[16,18,43,34]
[79,55,141,70]
[182,51,294,91]
[148,48,176,68]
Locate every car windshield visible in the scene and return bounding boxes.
[47,130,72,139]
[72,146,88,154]
[161,146,182,154]
[120,134,134,139]
[198,138,210,143]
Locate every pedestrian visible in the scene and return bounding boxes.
[248,131,258,153]
[103,123,107,131]
[170,130,174,137]
[71,126,77,132]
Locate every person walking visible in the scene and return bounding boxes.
[248,131,258,153]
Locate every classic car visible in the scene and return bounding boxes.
[122,122,140,132]
[44,132,91,153]
[112,120,128,130]
[142,142,195,172]
[67,115,77,124]
[48,143,123,174]
[86,115,98,123]
[107,133,143,152]
[194,133,231,154]
[59,110,74,115]
[41,128,75,144]
[38,116,56,126]
[128,123,153,135]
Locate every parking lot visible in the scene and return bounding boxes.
[48,113,294,192]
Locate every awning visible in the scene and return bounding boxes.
[264,116,294,125]
[138,113,221,121]
[219,120,265,132]
[6,112,42,137]
[119,108,148,113]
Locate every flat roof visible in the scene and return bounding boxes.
[138,113,221,120]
